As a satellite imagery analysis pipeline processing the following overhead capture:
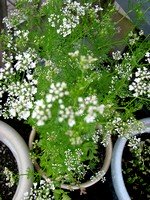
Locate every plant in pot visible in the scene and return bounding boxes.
[0,121,33,200]
[0,0,149,199]
[123,121,150,200]
[110,26,150,200]
[111,118,150,200]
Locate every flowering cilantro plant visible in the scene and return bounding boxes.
[0,0,150,199]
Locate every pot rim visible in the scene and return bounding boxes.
[29,127,112,190]
[0,120,33,200]
[111,117,150,200]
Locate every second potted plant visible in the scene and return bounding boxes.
[111,118,150,200]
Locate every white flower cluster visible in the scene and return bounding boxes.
[90,170,105,182]
[3,167,15,188]
[31,81,106,127]
[128,136,146,159]
[1,48,37,81]
[92,129,101,144]
[1,47,38,120]
[64,148,88,180]
[128,31,140,46]
[59,105,76,127]
[112,117,143,138]
[0,52,13,80]
[68,50,79,57]
[111,117,128,137]
[69,50,98,70]
[3,29,29,52]
[46,82,69,102]
[48,1,86,37]
[128,136,141,150]
[14,51,37,72]
[82,96,105,123]
[100,129,111,147]
[129,66,150,97]
[65,130,83,145]
[13,29,29,49]
[109,53,132,93]
[112,50,122,60]
[31,99,51,126]
[14,29,29,40]
[128,30,144,46]
[3,31,14,50]
[32,82,69,126]
[145,52,150,64]
[48,1,102,37]
[41,0,49,7]
[3,16,14,30]
[3,10,27,30]
[70,135,83,145]
[2,80,37,120]
[23,179,55,200]
[58,95,105,128]
[80,54,98,70]
[115,62,132,78]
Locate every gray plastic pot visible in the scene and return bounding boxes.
[115,0,150,36]
[0,120,33,200]
[111,118,150,200]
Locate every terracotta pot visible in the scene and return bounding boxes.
[29,128,112,191]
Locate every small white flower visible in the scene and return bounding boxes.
[36,99,45,107]
[26,74,33,80]
[22,110,30,119]
[139,30,144,36]
[58,117,64,122]
[68,118,76,127]
[5,62,11,68]
[84,114,95,123]
[129,85,134,91]
[15,54,22,60]
[40,180,45,185]
[135,77,141,83]
[9,108,16,117]
[145,52,150,57]
[46,94,53,103]
[112,51,122,60]
[78,97,83,102]
[37,120,45,126]
[97,104,105,114]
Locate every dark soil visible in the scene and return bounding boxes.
[0,141,18,200]
[122,133,150,200]
[69,169,118,200]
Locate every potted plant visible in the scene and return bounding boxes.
[0,0,149,199]
[111,118,150,200]
[0,120,33,200]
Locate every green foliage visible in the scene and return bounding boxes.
[0,0,150,199]
[123,137,150,198]
[53,189,71,200]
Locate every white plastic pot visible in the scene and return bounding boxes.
[111,118,150,200]
[29,128,112,191]
[0,120,33,200]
